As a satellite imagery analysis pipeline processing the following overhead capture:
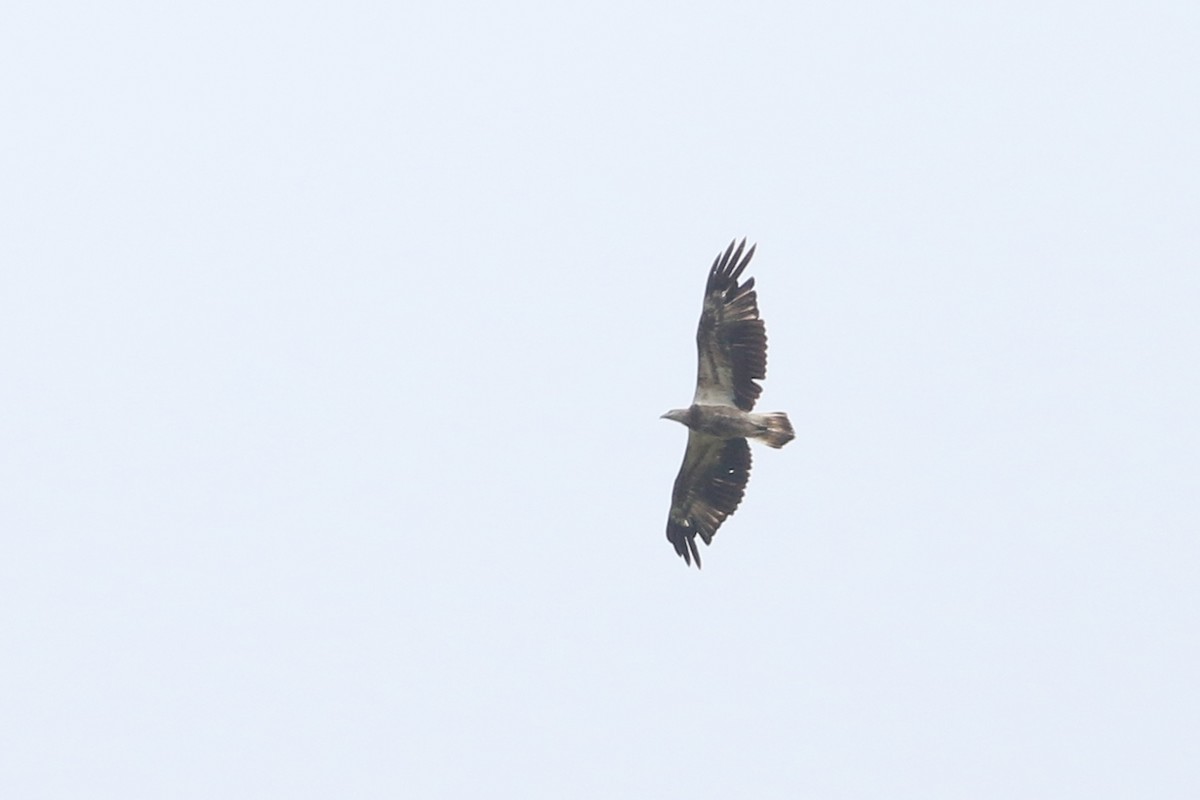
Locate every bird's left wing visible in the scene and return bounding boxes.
[692,239,768,411]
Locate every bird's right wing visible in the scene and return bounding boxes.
[666,432,752,568]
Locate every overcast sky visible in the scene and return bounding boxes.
[3,2,1198,797]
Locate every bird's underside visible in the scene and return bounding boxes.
[662,239,794,568]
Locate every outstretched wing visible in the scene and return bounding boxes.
[666,433,752,568]
[693,239,768,411]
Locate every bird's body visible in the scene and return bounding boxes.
[662,239,793,568]
[662,404,793,445]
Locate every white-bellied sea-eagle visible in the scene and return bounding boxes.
[661,239,794,568]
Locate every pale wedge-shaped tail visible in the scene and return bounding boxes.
[755,412,794,449]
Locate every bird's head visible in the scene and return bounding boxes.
[660,408,690,426]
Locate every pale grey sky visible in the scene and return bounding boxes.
[2,2,1198,797]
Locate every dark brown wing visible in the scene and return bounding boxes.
[666,433,752,568]
[692,239,767,411]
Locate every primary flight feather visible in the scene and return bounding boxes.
[661,239,794,568]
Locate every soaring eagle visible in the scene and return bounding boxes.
[661,239,794,567]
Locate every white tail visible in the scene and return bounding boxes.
[756,412,794,449]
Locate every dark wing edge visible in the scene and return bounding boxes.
[666,434,753,568]
[695,238,768,411]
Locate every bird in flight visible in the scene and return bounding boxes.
[661,239,794,568]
